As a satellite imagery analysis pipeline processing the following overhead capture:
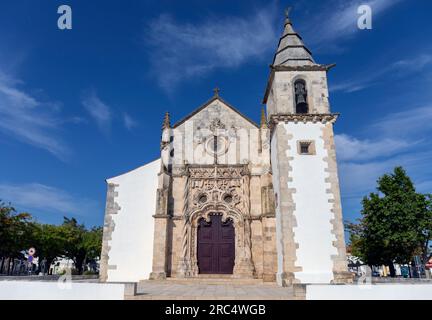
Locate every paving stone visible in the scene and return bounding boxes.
[130,280,301,300]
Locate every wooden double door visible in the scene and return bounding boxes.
[197,215,235,274]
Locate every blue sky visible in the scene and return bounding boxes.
[1,0,432,228]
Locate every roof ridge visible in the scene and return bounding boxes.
[172,95,259,128]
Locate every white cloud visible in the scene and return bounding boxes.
[123,113,138,130]
[391,54,432,73]
[336,105,432,163]
[331,54,432,93]
[145,4,278,91]
[330,81,376,93]
[336,105,432,220]
[0,182,99,218]
[81,90,112,134]
[339,150,432,199]
[303,0,404,50]
[372,105,432,138]
[0,70,70,160]
[335,134,412,161]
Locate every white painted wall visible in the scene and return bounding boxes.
[283,122,337,283]
[307,284,432,300]
[106,159,160,282]
[0,281,126,300]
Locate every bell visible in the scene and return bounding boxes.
[297,94,306,104]
[295,83,306,104]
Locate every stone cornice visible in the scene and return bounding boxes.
[271,64,336,72]
[269,113,339,130]
[172,95,259,129]
[152,214,171,219]
[261,213,276,218]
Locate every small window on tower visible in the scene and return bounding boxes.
[300,142,310,154]
[297,140,316,155]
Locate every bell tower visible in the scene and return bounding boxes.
[264,11,352,285]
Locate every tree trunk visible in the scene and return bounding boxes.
[422,236,430,265]
[46,258,54,275]
[6,258,11,275]
[76,257,84,275]
[0,257,4,274]
[388,262,396,277]
[83,254,88,273]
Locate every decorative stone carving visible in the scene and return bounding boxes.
[176,165,255,278]
[209,118,225,132]
[188,166,250,215]
[177,174,192,277]
[204,135,230,156]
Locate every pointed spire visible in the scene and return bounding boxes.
[260,107,268,129]
[272,8,315,67]
[162,111,171,130]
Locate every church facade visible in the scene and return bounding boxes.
[100,14,352,286]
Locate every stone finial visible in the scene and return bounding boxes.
[260,107,268,129]
[162,111,171,130]
[284,6,292,24]
[213,87,220,97]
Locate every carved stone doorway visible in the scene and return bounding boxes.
[197,215,235,274]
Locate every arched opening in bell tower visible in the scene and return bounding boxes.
[294,79,309,114]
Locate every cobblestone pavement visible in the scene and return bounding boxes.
[129,279,302,300]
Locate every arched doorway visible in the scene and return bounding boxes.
[197,214,235,274]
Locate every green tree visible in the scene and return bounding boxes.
[0,201,33,273]
[61,218,102,274]
[61,217,86,274]
[30,222,67,274]
[81,226,103,271]
[420,194,432,265]
[346,167,431,277]
[1,201,104,275]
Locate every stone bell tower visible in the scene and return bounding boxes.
[264,11,352,285]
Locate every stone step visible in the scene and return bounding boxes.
[142,277,268,285]
[168,277,265,285]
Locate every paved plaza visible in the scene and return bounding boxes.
[129,279,302,300]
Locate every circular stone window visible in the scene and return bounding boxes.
[204,135,229,156]
[198,194,208,204]
[223,194,233,204]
